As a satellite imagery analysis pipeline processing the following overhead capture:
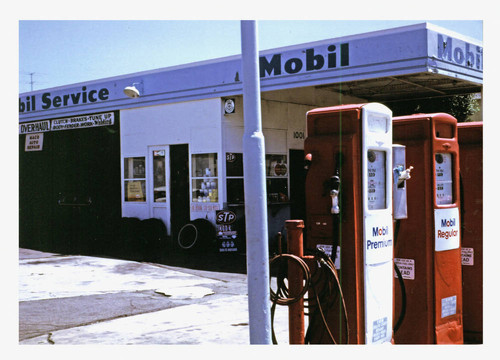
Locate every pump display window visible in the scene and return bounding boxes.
[191,153,218,203]
[124,157,146,202]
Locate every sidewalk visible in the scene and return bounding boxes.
[18,248,289,345]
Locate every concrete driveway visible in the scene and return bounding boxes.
[19,248,289,345]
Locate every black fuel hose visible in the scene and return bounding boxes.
[393,219,407,333]
[269,249,349,344]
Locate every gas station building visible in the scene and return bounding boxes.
[18,22,483,256]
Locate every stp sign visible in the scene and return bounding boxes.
[216,210,236,225]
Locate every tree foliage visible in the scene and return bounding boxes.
[386,94,481,122]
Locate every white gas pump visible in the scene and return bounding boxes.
[294,102,396,344]
[361,103,394,344]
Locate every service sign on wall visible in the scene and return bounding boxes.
[19,120,51,134]
[20,113,115,152]
[25,133,44,151]
[51,113,114,131]
[19,113,114,134]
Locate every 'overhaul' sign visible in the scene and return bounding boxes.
[19,113,114,134]
[19,120,51,134]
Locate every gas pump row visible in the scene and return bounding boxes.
[269,103,482,344]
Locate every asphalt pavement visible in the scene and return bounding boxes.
[18,248,290,345]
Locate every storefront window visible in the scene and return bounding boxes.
[192,153,218,202]
[266,154,288,203]
[225,153,289,204]
[153,150,166,202]
[124,157,146,202]
[226,153,244,204]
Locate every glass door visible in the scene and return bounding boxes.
[149,146,170,234]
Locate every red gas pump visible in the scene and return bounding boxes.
[300,103,394,344]
[392,113,463,344]
[457,121,483,344]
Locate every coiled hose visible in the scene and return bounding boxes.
[269,248,349,344]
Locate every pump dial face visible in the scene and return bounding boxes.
[367,150,386,210]
[435,152,453,205]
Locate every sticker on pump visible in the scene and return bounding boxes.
[461,247,474,266]
[371,317,389,343]
[394,258,415,280]
[435,153,453,205]
[434,207,460,251]
[367,150,386,210]
[441,295,457,318]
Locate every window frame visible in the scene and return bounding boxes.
[191,153,219,203]
[225,152,290,205]
[123,156,147,202]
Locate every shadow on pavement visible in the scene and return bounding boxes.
[160,249,248,274]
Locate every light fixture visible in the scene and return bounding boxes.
[123,82,143,98]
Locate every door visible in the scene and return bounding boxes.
[149,146,171,235]
[50,121,121,254]
[52,129,92,254]
[289,149,306,222]
[170,144,190,241]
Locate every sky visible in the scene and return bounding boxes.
[18,19,483,94]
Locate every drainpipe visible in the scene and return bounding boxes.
[240,20,272,345]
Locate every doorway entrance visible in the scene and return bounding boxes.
[148,146,170,235]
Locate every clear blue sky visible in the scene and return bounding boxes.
[19,20,483,93]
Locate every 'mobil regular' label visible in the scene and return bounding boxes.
[434,207,460,251]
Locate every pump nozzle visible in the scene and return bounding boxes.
[329,152,343,215]
[330,189,340,214]
[396,165,413,187]
[329,175,340,214]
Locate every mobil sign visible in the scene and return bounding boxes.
[435,207,460,251]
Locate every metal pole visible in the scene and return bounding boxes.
[286,220,305,344]
[240,20,271,345]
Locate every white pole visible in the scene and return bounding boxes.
[240,20,272,345]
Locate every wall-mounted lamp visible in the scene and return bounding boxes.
[123,82,143,98]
